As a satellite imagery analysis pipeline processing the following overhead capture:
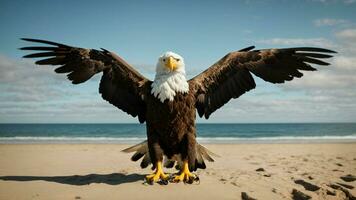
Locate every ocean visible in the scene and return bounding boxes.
[0,123,356,144]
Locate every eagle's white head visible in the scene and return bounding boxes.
[151,51,189,102]
[155,51,186,75]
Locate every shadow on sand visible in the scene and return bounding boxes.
[0,173,145,186]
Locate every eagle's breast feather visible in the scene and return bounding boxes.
[151,72,189,102]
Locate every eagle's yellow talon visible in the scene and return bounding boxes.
[172,161,196,183]
[145,161,168,184]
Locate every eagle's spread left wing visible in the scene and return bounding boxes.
[21,38,150,123]
[189,46,336,119]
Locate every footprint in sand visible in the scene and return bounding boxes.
[336,182,354,189]
[328,183,356,199]
[326,189,336,196]
[300,173,314,180]
[230,182,240,187]
[340,174,356,182]
[255,168,272,177]
[332,169,344,172]
[241,192,257,200]
[291,189,311,200]
[294,179,320,192]
[219,178,227,184]
[255,168,265,172]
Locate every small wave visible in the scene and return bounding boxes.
[0,136,147,144]
[197,135,356,143]
[1,135,356,144]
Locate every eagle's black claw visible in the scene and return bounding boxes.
[183,174,200,184]
[168,175,179,183]
[143,178,153,185]
[186,174,200,184]
[186,177,194,184]
[194,175,200,185]
[147,179,154,185]
[169,178,180,183]
[159,179,169,185]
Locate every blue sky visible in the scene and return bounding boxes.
[1,0,356,123]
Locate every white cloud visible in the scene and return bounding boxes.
[0,55,67,101]
[204,92,356,123]
[310,0,356,4]
[0,55,139,123]
[344,0,356,3]
[335,28,356,41]
[268,28,356,122]
[275,29,356,92]
[332,56,356,71]
[257,38,336,48]
[313,18,348,27]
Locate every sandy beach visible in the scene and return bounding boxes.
[0,143,355,200]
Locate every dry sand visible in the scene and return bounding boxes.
[0,143,355,200]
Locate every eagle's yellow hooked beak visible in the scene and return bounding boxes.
[165,56,177,71]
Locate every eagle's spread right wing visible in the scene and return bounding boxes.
[21,38,150,123]
[189,46,336,119]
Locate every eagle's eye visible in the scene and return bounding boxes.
[176,58,180,62]
[162,58,166,62]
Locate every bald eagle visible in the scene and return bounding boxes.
[21,38,336,184]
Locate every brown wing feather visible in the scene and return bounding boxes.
[21,38,150,123]
[189,46,336,119]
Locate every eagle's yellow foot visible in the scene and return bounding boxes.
[145,161,169,185]
[171,161,199,184]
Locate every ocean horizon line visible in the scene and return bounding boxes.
[2,123,356,144]
[1,135,356,144]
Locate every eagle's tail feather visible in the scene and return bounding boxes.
[197,144,220,162]
[163,159,176,168]
[140,154,151,168]
[122,141,150,168]
[121,141,147,153]
[195,147,206,170]
[192,143,220,171]
[122,140,218,171]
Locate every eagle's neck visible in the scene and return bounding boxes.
[151,72,189,103]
